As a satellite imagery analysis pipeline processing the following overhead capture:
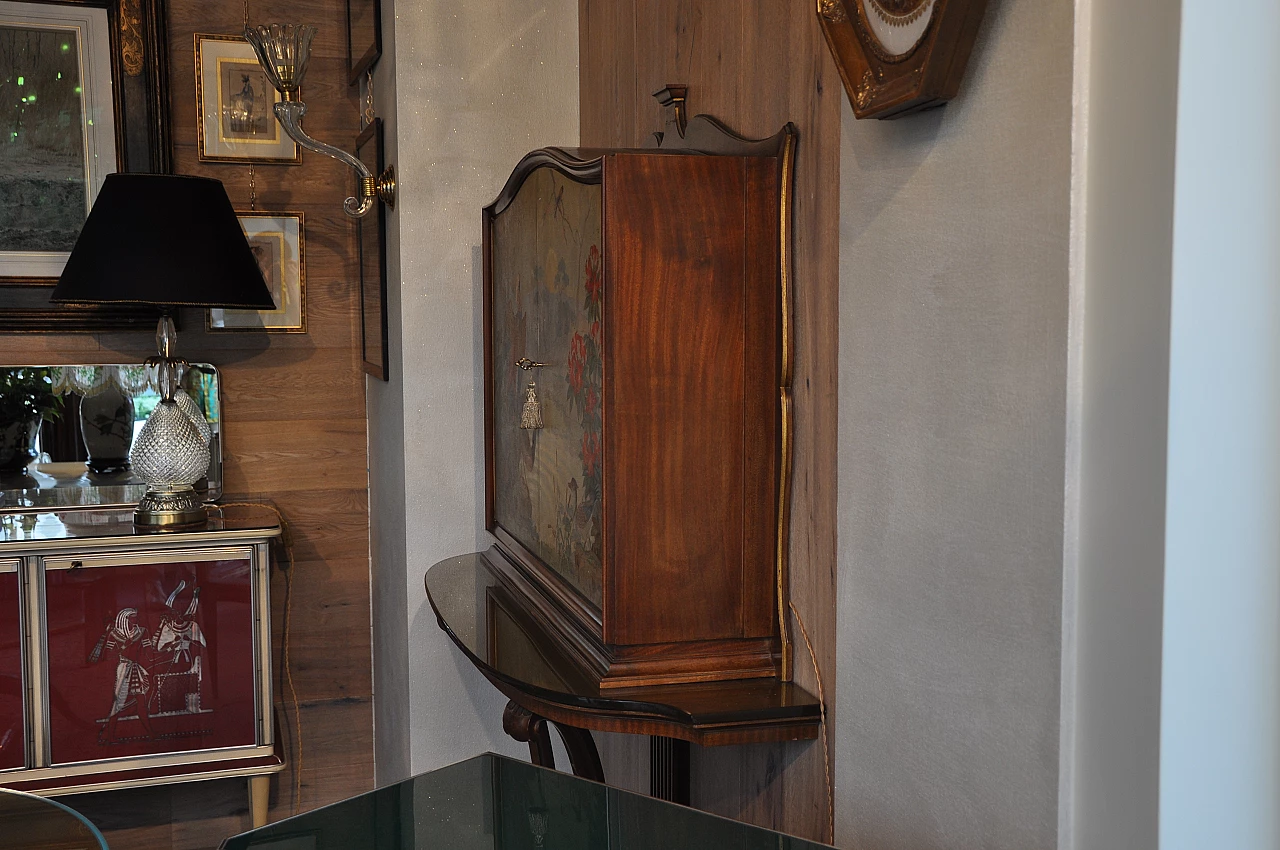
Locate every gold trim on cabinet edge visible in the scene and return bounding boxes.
[776,128,798,682]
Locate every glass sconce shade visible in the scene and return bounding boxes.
[245,22,396,219]
[244,24,316,97]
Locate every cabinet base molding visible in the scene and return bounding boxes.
[485,547,780,689]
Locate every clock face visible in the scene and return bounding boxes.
[856,0,938,61]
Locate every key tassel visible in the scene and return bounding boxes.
[520,381,544,430]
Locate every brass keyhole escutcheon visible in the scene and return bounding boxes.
[516,358,547,430]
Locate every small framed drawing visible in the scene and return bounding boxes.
[209,212,306,333]
[0,1,118,280]
[357,119,389,379]
[346,0,381,85]
[195,33,299,164]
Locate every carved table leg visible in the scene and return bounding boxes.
[502,700,555,769]
[550,721,605,783]
[650,736,691,805]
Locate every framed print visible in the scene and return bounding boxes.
[195,33,299,164]
[209,212,306,332]
[0,0,171,332]
[345,0,381,85]
[0,2,118,279]
[356,119,388,379]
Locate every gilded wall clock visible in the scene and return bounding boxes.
[817,0,988,119]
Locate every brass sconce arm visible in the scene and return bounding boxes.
[272,101,396,217]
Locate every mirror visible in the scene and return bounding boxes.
[0,364,222,511]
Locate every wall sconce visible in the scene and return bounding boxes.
[244,24,396,218]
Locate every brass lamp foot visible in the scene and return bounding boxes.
[135,486,208,529]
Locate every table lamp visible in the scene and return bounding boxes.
[50,174,275,528]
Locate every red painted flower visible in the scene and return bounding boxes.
[585,245,602,304]
[584,387,598,418]
[568,333,586,393]
[581,431,601,476]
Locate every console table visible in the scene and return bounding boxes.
[425,551,821,804]
[0,505,283,827]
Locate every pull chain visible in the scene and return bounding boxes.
[242,0,249,28]
[363,69,376,127]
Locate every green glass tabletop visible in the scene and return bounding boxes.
[222,753,828,850]
[0,787,107,849]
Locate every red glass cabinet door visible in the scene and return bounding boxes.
[0,560,23,771]
[43,551,259,765]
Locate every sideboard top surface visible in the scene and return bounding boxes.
[0,505,281,549]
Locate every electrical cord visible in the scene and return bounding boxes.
[217,501,303,816]
[790,600,834,845]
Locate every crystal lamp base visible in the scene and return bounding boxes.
[134,485,209,528]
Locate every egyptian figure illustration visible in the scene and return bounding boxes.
[88,581,211,744]
[87,608,153,743]
[150,581,209,717]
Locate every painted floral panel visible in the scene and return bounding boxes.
[492,167,603,608]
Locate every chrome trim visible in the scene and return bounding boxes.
[26,556,48,768]
[0,526,280,558]
[27,758,285,798]
[45,743,276,777]
[9,558,30,772]
[253,542,274,747]
[42,545,256,571]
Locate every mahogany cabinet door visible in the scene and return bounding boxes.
[40,548,260,765]
[490,164,606,610]
[0,560,23,772]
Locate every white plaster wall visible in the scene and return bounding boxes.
[369,0,580,778]
[368,0,412,786]
[1159,0,1280,845]
[1059,0,1180,845]
[835,1,1074,846]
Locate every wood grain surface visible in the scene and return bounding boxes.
[605,153,748,646]
[580,0,840,841]
[0,0,374,845]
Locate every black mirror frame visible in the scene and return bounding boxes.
[0,0,173,332]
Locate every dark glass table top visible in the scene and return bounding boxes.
[223,753,829,850]
[0,787,106,849]
[425,551,820,739]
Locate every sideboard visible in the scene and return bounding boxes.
[0,505,282,826]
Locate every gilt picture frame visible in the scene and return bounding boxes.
[208,212,306,333]
[195,32,299,164]
[0,0,171,331]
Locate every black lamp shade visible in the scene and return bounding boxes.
[51,173,277,309]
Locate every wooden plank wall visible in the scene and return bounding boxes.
[579,1,840,842]
[0,0,374,846]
